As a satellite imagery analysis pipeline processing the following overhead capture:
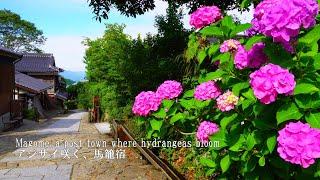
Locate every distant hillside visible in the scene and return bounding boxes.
[60,71,86,82]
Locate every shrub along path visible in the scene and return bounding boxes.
[0,110,166,180]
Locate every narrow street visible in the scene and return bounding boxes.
[0,111,166,180]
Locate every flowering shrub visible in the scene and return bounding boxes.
[133,0,320,178]
[156,80,183,100]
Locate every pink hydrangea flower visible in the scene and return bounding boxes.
[247,43,268,68]
[196,121,219,143]
[234,43,268,69]
[156,80,183,100]
[250,63,296,104]
[132,91,162,116]
[216,91,239,112]
[251,0,318,50]
[190,6,223,29]
[234,46,249,69]
[220,39,241,53]
[277,121,320,168]
[194,81,222,100]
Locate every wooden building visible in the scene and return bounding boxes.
[0,46,22,131]
[15,53,67,108]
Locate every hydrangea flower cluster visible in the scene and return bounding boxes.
[194,81,222,100]
[250,0,318,50]
[234,43,268,69]
[156,80,183,100]
[190,6,223,29]
[249,63,296,104]
[220,39,241,53]
[216,91,239,112]
[277,121,320,168]
[132,91,162,116]
[196,121,220,143]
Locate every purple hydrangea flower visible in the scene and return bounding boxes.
[132,91,162,116]
[194,81,222,100]
[190,6,223,29]
[196,121,219,143]
[156,80,183,100]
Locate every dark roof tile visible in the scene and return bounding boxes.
[15,71,53,93]
[15,53,62,73]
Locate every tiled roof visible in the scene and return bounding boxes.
[56,91,68,100]
[15,71,53,93]
[0,46,22,59]
[15,53,63,73]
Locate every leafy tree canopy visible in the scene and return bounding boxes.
[88,0,246,21]
[0,9,46,53]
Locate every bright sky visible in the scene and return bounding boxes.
[0,0,253,71]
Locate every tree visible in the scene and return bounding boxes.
[88,0,244,21]
[0,9,46,53]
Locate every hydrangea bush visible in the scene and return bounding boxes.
[132,0,320,178]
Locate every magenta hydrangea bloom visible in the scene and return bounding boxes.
[194,81,222,100]
[196,121,219,143]
[216,91,239,112]
[250,63,296,104]
[156,80,183,100]
[277,121,320,168]
[234,43,268,69]
[247,42,268,68]
[132,91,162,116]
[190,6,223,29]
[234,46,249,69]
[251,0,318,49]
[220,39,241,53]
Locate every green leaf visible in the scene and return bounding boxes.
[197,50,207,65]
[220,155,231,173]
[208,44,220,57]
[152,108,166,119]
[246,133,256,151]
[294,83,319,95]
[230,23,251,37]
[182,89,194,98]
[300,25,320,44]
[232,82,249,96]
[200,26,223,37]
[245,36,265,49]
[179,99,195,110]
[241,0,251,9]
[221,16,235,31]
[265,43,293,69]
[169,113,185,124]
[258,156,266,167]
[150,119,163,131]
[217,52,231,64]
[163,100,174,110]
[220,114,238,129]
[229,135,246,152]
[200,157,216,168]
[266,135,277,153]
[199,70,225,83]
[312,54,320,70]
[242,88,256,101]
[210,129,227,149]
[295,93,320,109]
[276,103,303,125]
[305,112,320,129]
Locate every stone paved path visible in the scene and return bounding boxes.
[0,110,166,180]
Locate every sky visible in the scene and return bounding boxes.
[0,0,253,71]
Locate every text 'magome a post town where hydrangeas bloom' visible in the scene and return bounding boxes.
[132,0,320,178]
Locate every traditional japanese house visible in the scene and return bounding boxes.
[15,53,67,108]
[0,46,22,131]
[15,71,53,117]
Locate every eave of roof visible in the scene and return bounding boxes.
[15,71,53,93]
[0,46,23,60]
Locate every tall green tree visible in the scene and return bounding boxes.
[88,0,249,21]
[0,9,46,52]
